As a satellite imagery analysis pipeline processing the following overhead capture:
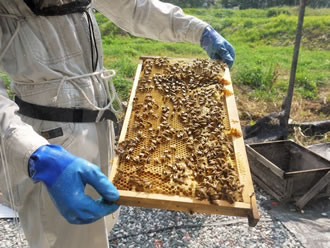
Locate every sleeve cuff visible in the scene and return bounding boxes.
[185,18,209,44]
[4,126,49,178]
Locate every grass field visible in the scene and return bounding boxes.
[0,7,329,126]
[96,7,329,126]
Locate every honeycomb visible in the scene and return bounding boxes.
[114,57,243,204]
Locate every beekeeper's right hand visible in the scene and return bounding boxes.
[28,144,120,224]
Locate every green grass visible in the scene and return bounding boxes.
[184,8,330,49]
[95,7,329,102]
[0,72,13,98]
[0,7,328,105]
[232,43,330,100]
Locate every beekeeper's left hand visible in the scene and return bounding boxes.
[200,26,235,68]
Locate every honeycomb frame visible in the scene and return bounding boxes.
[110,56,259,227]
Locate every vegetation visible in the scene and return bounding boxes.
[96,6,330,129]
[0,72,12,98]
[184,7,330,49]
[164,0,329,8]
[220,0,329,9]
[97,7,329,106]
[0,7,328,125]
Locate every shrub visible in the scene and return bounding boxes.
[234,66,264,89]
[267,9,291,18]
[243,20,253,28]
[235,62,277,88]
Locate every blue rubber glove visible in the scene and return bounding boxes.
[200,26,235,68]
[28,144,120,224]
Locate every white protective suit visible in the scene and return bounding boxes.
[0,0,208,247]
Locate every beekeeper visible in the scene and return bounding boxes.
[0,0,235,247]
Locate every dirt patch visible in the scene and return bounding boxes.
[319,103,330,116]
[234,84,278,125]
[271,33,330,50]
[302,33,330,50]
[234,84,330,127]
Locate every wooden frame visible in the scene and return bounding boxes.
[246,140,330,209]
[110,57,259,227]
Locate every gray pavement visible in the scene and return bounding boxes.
[0,185,306,248]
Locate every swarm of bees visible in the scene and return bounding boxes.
[114,57,243,204]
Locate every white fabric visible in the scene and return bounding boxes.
[94,0,208,44]
[0,0,208,247]
[0,203,17,218]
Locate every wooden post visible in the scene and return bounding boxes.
[281,0,307,136]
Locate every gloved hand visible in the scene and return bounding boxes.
[28,144,120,224]
[200,26,235,68]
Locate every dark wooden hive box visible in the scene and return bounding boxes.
[246,140,330,208]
